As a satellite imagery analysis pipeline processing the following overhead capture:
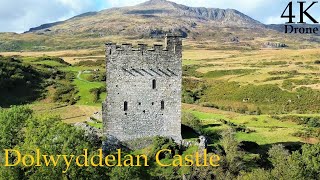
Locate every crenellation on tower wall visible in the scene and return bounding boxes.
[121,43,132,51]
[138,44,147,51]
[153,44,164,52]
[165,34,182,54]
[103,35,182,143]
[106,34,182,55]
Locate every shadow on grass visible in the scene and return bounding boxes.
[202,123,222,129]
[182,124,199,139]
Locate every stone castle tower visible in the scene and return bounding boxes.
[103,34,182,142]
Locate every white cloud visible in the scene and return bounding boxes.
[57,0,95,13]
[1,0,317,33]
[0,0,97,33]
[265,16,284,24]
[106,0,144,7]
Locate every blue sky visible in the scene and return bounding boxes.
[0,0,319,33]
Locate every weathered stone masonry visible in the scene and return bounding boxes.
[103,35,182,142]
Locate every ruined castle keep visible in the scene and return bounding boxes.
[103,35,182,142]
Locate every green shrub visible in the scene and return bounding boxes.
[53,83,79,104]
[236,105,249,114]
[201,102,219,108]
[182,80,207,104]
[261,61,287,66]
[65,72,75,81]
[270,115,280,120]
[33,56,70,66]
[280,115,320,127]
[219,119,228,124]
[282,80,295,90]
[268,70,298,75]
[264,76,291,82]
[182,112,202,132]
[75,60,104,67]
[203,69,256,78]
[89,86,106,103]
[150,136,180,159]
[84,72,106,82]
[182,65,203,77]
[86,74,95,82]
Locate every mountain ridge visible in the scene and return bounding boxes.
[1,0,319,52]
[25,0,264,35]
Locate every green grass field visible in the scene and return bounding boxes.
[73,78,106,106]
[183,103,319,145]
[2,48,319,146]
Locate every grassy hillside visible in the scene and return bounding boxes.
[1,0,320,52]
[1,47,319,145]
[0,56,47,106]
[182,49,320,114]
[0,47,319,180]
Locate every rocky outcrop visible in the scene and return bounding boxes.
[138,0,262,27]
[74,122,102,145]
[198,136,208,149]
[263,42,288,48]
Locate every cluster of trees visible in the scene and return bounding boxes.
[0,106,109,179]
[0,56,82,106]
[270,115,320,139]
[241,143,320,180]
[0,106,319,179]
[0,56,46,107]
[184,129,320,180]
[181,113,320,180]
[279,115,320,128]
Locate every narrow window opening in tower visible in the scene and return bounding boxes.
[124,101,128,111]
[152,79,156,89]
[161,100,164,110]
[109,49,112,55]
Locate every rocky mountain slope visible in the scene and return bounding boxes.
[0,0,319,51]
[25,0,263,37]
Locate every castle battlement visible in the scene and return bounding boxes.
[106,34,182,55]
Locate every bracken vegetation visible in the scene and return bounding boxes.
[0,56,47,107]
